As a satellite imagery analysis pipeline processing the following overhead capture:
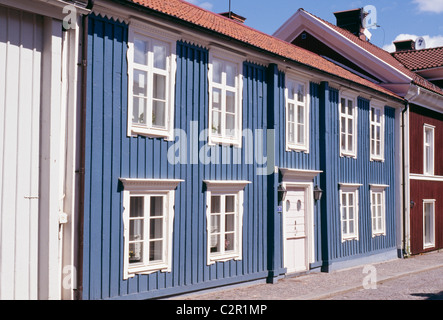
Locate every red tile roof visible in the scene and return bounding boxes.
[300,9,443,96]
[392,46,443,71]
[124,0,402,100]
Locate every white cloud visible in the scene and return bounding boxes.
[185,0,214,11]
[412,0,443,13]
[383,34,443,52]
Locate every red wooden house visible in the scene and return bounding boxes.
[393,44,443,254]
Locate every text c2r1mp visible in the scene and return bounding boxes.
[176,304,268,317]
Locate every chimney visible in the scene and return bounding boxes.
[334,8,368,41]
[219,11,246,23]
[393,39,416,52]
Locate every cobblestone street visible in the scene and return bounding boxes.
[169,250,443,300]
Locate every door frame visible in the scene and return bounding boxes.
[280,168,322,273]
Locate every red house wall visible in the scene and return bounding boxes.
[409,180,443,254]
[409,105,443,254]
[409,104,443,175]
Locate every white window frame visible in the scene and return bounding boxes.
[204,180,250,264]
[423,124,435,176]
[339,94,358,158]
[285,75,309,152]
[370,184,388,237]
[339,183,361,241]
[369,103,384,161]
[423,199,436,249]
[208,48,243,147]
[120,178,183,279]
[127,23,178,140]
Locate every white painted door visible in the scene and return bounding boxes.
[284,187,308,273]
[0,6,43,299]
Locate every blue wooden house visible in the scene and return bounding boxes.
[78,0,405,299]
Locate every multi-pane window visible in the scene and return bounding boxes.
[340,96,357,157]
[286,78,308,151]
[209,54,242,146]
[370,185,387,237]
[423,200,435,249]
[128,28,176,139]
[370,106,384,160]
[128,195,165,266]
[120,178,182,278]
[340,186,359,241]
[209,194,238,257]
[423,125,435,175]
[204,180,249,264]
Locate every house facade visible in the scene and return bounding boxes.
[392,45,443,255]
[274,7,443,259]
[0,0,91,299]
[2,0,438,300]
[75,0,405,300]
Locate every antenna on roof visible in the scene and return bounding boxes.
[416,36,426,50]
[229,0,232,19]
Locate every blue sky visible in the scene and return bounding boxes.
[185,0,443,51]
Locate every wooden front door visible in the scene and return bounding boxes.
[284,187,308,273]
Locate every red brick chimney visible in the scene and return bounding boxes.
[393,39,416,52]
[334,8,369,41]
[219,11,246,23]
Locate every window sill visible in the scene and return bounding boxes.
[372,232,386,237]
[208,252,242,264]
[341,235,358,242]
[127,263,170,276]
[209,136,242,148]
[129,125,173,141]
[340,151,357,159]
[370,156,384,162]
[286,145,309,153]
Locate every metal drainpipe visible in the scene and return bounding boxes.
[401,87,420,257]
[401,101,408,257]
[76,0,93,299]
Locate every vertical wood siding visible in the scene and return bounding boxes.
[409,105,443,175]
[83,15,270,299]
[277,77,323,265]
[0,6,42,300]
[409,105,443,254]
[410,180,443,254]
[320,87,397,267]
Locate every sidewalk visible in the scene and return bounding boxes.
[169,250,443,300]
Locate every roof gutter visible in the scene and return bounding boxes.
[406,84,443,113]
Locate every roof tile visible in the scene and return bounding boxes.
[392,46,443,71]
[125,0,402,99]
